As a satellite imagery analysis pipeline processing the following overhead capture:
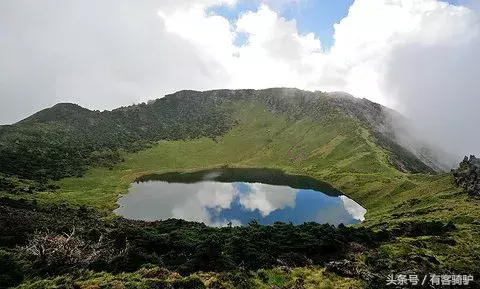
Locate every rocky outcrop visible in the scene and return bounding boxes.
[325,259,358,277]
[452,155,480,198]
[325,259,375,282]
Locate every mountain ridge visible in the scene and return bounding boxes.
[0,88,440,182]
[2,89,480,289]
[17,88,386,124]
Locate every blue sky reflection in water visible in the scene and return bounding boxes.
[115,181,366,226]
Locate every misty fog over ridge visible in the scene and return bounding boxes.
[0,0,479,160]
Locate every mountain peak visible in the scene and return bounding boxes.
[19,102,94,124]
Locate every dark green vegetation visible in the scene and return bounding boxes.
[0,197,460,289]
[0,93,234,181]
[1,88,479,288]
[135,167,343,196]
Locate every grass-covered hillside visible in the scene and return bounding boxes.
[0,88,479,288]
[0,88,435,182]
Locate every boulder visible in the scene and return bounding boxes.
[452,155,480,198]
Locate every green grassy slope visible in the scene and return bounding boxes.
[19,100,477,276]
[0,88,436,183]
[14,102,472,264]
[32,100,399,211]
[1,90,478,288]
[27,100,437,213]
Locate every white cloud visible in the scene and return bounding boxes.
[339,195,367,221]
[158,4,237,67]
[1,0,479,158]
[328,0,476,105]
[238,183,297,216]
[115,181,297,225]
[0,0,231,123]
[116,181,239,225]
[157,0,238,13]
[225,5,327,90]
[196,181,238,212]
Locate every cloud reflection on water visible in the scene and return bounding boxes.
[237,183,297,217]
[115,181,366,226]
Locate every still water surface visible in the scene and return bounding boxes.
[115,168,366,226]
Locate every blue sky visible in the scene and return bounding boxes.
[210,0,463,50]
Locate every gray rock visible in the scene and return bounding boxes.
[453,155,480,198]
